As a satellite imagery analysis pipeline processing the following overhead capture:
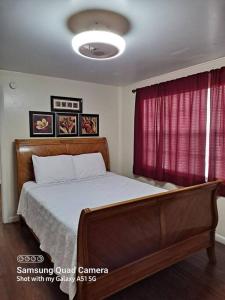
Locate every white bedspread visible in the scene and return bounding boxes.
[17,172,166,299]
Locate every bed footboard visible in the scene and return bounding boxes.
[76,180,221,300]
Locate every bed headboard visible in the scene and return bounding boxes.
[15,137,110,197]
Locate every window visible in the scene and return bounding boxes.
[133,71,209,186]
[134,67,225,193]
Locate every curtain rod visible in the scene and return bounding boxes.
[131,69,217,95]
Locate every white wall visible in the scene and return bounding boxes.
[0,85,3,185]
[120,56,225,241]
[0,70,120,223]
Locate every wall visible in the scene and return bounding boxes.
[120,56,225,242]
[0,70,120,223]
[0,85,3,185]
[0,85,3,188]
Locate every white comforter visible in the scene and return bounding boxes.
[17,172,166,299]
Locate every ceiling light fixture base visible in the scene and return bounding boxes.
[68,9,130,60]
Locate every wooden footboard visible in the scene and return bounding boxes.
[76,180,221,300]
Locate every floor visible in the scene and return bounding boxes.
[0,222,225,300]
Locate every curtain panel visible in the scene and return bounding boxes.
[208,67,225,195]
[133,72,209,186]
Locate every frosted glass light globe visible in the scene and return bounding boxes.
[72,30,126,60]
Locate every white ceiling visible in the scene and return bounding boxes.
[1,0,225,86]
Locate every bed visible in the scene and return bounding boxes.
[15,137,221,300]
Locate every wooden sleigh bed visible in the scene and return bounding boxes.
[15,137,221,300]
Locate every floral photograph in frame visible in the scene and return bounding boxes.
[29,111,55,137]
[79,114,99,136]
[56,113,78,137]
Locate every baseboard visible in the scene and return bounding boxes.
[4,215,20,223]
[216,233,225,245]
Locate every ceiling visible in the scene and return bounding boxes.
[1,0,225,86]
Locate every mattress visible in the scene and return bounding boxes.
[17,172,166,299]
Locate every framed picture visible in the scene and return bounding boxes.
[51,96,83,113]
[79,114,99,136]
[55,113,78,137]
[29,111,55,137]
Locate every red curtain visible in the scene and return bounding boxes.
[208,67,225,195]
[133,72,209,186]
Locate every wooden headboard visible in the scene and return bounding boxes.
[15,137,110,197]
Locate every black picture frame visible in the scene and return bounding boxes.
[55,113,78,137]
[79,114,99,136]
[51,96,83,113]
[29,111,55,137]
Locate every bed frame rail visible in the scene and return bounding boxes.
[76,180,221,300]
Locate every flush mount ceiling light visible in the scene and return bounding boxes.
[68,9,130,60]
[72,30,126,60]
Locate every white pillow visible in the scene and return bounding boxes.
[32,155,76,184]
[73,152,106,179]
